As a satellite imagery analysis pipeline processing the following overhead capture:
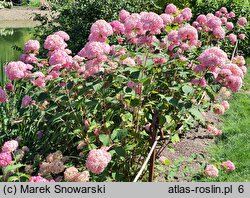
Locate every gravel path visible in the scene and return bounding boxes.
[0,8,50,28]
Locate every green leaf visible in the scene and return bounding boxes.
[114,147,126,157]
[111,129,128,141]
[99,134,110,146]
[189,108,205,122]
[182,85,194,95]
[3,163,25,175]
[93,82,104,92]
[171,134,180,144]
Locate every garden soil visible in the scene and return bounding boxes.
[155,111,220,182]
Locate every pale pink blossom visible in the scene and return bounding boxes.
[122,57,136,66]
[44,34,67,51]
[165,4,178,15]
[160,14,173,25]
[2,140,18,152]
[53,31,70,41]
[213,104,225,115]
[119,9,130,22]
[5,61,33,81]
[140,12,164,34]
[29,176,54,182]
[227,33,237,44]
[237,17,247,26]
[89,20,113,42]
[205,165,219,177]
[20,54,38,64]
[86,149,111,174]
[221,160,235,172]
[24,40,40,53]
[110,20,125,34]
[207,125,222,136]
[238,34,246,40]
[213,26,225,39]
[181,8,192,21]
[0,152,12,167]
[221,100,230,111]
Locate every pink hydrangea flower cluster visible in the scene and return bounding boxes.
[2,140,18,152]
[44,34,67,51]
[205,165,219,177]
[191,77,207,87]
[20,54,38,64]
[237,17,247,26]
[0,152,12,167]
[89,20,113,42]
[165,4,178,15]
[29,176,55,182]
[86,149,111,174]
[221,160,235,172]
[197,47,228,71]
[24,40,40,53]
[0,86,8,103]
[207,125,222,136]
[5,61,33,81]
[215,63,244,92]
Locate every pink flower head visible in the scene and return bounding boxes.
[140,12,164,34]
[221,160,235,172]
[122,57,136,66]
[110,20,125,34]
[165,4,178,15]
[226,22,234,30]
[198,47,228,69]
[168,30,178,42]
[89,20,113,42]
[2,140,18,152]
[124,13,144,35]
[31,77,46,88]
[86,149,111,174]
[225,75,243,92]
[0,152,12,167]
[196,15,207,25]
[5,61,33,81]
[21,95,32,108]
[221,100,230,111]
[213,26,225,39]
[219,7,228,14]
[44,34,67,51]
[154,57,166,65]
[178,25,198,43]
[49,50,72,67]
[221,17,227,24]
[5,83,14,92]
[160,14,173,25]
[0,86,8,103]
[207,16,222,30]
[205,165,219,177]
[181,8,192,21]
[119,9,130,22]
[24,40,40,53]
[173,14,184,24]
[53,31,70,41]
[227,33,237,44]
[228,12,235,18]
[20,54,38,64]
[78,42,110,60]
[237,17,247,26]
[238,34,246,40]
[29,176,53,182]
[207,125,222,136]
[213,104,225,115]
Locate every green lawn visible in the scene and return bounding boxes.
[201,58,250,181]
